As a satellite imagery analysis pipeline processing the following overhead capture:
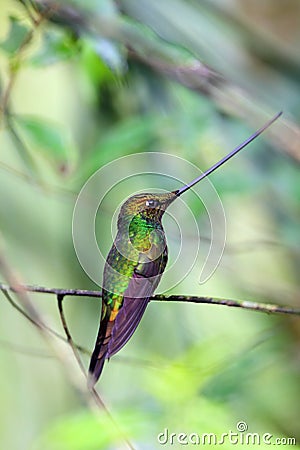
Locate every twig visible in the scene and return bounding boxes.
[56,294,136,450]
[0,21,39,122]
[0,1,70,123]
[4,113,37,173]
[0,338,54,358]
[0,282,299,316]
[57,294,87,372]
[0,283,102,298]
[0,158,79,199]
[2,284,175,448]
[152,294,300,316]
[0,256,136,450]
[1,287,90,353]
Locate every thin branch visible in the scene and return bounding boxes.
[0,283,102,298]
[0,158,80,199]
[1,288,90,354]
[153,294,300,316]
[0,338,54,358]
[0,256,135,450]
[5,111,41,177]
[57,294,87,372]
[0,282,299,316]
[0,16,42,122]
[56,294,136,450]
[0,1,74,125]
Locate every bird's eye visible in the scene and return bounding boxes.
[145,199,158,208]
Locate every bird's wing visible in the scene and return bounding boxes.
[107,250,167,358]
[88,241,167,387]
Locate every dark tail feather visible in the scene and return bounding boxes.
[87,343,107,389]
[87,353,106,389]
[88,319,113,389]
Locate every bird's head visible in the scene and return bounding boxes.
[118,192,177,224]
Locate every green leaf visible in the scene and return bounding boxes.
[15,115,74,171]
[0,16,29,54]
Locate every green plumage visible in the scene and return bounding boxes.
[88,192,176,386]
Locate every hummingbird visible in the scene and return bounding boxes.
[88,112,282,388]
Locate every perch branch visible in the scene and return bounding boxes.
[0,282,299,316]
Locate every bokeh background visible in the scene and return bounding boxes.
[0,1,299,449]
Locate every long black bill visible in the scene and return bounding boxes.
[175,111,282,197]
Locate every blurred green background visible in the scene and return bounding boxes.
[0,0,299,449]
